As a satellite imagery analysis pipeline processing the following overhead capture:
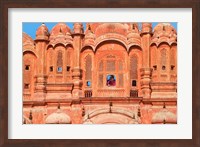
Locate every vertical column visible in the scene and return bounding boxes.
[34,23,49,100]
[71,23,84,98]
[140,23,153,99]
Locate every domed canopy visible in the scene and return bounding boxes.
[36,23,49,40]
[152,109,177,124]
[153,23,177,34]
[45,109,71,124]
[95,23,129,37]
[50,22,71,36]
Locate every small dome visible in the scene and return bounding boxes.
[152,109,177,124]
[95,23,128,37]
[45,109,71,124]
[50,23,71,36]
[153,23,177,34]
[36,23,49,40]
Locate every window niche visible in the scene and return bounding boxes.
[132,80,137,87]
[66,66,70,72]
[171,65,175,70]
[25,65,30,70]
[86,81,91,87]
[49,66,53,72]
[24,83,29,89]
[57,67,62,72]
[153,65,157,70]
[106,75,116,87]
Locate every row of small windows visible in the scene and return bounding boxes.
[25,65,71,72]
[153,65,175,71]
[49,66,71,72]
[86,75,137,87]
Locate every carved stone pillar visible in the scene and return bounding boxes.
[71,23,84,98]
[140,23,152,99]
[34,23,49,100]
[140,68,152,98]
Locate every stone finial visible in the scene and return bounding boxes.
[73,23,84,34]
[141,23,152,34]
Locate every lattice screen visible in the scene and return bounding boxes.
[130,55,138,79]
[99,61,103,71]
[118,73,124,87]
[106,60,115,71]
[66,51,71,66]
[118,60,123,71]
[170,48,175,66]
[151,46,156,66]
[85,55,92,80]
[98,74,103,88]
[57,51,63,67]
[161,49,166,66]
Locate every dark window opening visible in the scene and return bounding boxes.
[162,66,166,70]
[132,80,137,87]
[171,65,175,70]
[24,84,29,89]
[153,65,157,70]
[106,75,116,86]
[57,67,62,72]
[66,66,70,72]
[49,66,53,72]
[86,81,91,87]
[25,65,30,70]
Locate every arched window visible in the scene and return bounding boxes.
[66,51,71,72]
[57,51,63,73]
[161,49,166,70]
[85,55,92,87]
[151,45,157,70]
[48,49,54,72]
[98,55,124,88]
[130,55,138,87]
[170,46,176,71]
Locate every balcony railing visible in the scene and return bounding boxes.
[85,90,92,98]
[130,90,138,98]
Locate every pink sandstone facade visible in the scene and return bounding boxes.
[23,22,177,124]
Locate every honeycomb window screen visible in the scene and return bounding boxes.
[161,49,166,66]
[118,60,123,71]
[66,51,71,66]
[49,49,54,66]
[85,55,92,80]
[98,74,103,88]
[118,73,124,87]
[106,60,115,71]
[99,61,103,71]
[130,55,138,79]
[151,46,157,67]
[170,47,176,67]
[57,51,63,73]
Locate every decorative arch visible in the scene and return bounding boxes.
[81,45,94,53]
[23,50,37,58]
[94,39,127,52]
[83,107,138,124]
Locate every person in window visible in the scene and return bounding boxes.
[107,75,116,86]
